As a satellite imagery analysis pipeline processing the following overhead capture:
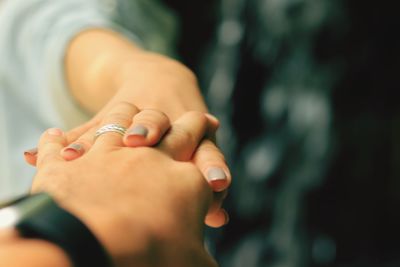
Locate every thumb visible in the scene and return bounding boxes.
[36,128,68,168]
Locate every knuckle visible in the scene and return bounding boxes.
[198,142,225,160]
[124,147,159,165]
[103,101,139,123]
[104,112,132,124]
[187,111,208,126]
[113,101,138,111]
[135,109,170,127]
[171,126,195,144]
[199,140,218,151]
[145,109,169,121]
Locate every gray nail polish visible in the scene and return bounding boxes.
[68,143,83,152]
[207,167,227,181]
[127,125,148,137]
[24,148,38,156]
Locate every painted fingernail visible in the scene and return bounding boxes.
[127,125,148,137]
[207,167,227,181]
[24,148,38,156]
[66,143,84,153]
[207,167,228,192]
[63,143,84,158]
[47,128,63,136]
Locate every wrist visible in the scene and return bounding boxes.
[66,28,145,114]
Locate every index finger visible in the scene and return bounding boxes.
[157,111,209,161]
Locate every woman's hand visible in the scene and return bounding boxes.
[26,107,229,228]
[25,29,231,195]
[32,102,224,267]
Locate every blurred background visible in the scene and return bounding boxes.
[166,0,400,266]
[1,0,400,266]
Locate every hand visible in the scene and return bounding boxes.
[25,29,231,196]
[32,103,225,267]
[26,105,229,228]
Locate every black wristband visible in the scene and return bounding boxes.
[15,193,112,267]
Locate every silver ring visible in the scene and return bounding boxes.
[94,124,127,140]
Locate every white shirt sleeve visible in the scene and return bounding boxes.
[0,0,178,199]
[1,0,139,129]
[0,0,178,130]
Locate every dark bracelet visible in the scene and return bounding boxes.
[0,193,112,267]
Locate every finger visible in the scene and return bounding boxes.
[61,102,140,158]
[207,190,228,214]
[158,111,209,161]
[62,142,89,161]
[92,102,140,148]
[24,147,38,166]
[205,209,229,228]
[204,190,229,228]
[36,128,67,168]
[204,113,220,142]
[124,109,170,147]
[64,119,99,144]
[24,119,96,164]
[59,119,101,161]
[193,139,231,192]
[61,127,98,161]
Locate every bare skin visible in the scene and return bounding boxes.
[4,103,223,267]
[64,29,230,194]
[24,29,231,227]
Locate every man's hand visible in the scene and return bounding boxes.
[30,103,227,266]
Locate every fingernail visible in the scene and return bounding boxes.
[207,167,227,182]
[205,113,219,123]
[47,128,63,136]
[63,143,84,158]
[127,125,148,137]
[207,167,228,192]
[24,148,38,156]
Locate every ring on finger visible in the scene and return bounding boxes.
[94,124,127,140]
